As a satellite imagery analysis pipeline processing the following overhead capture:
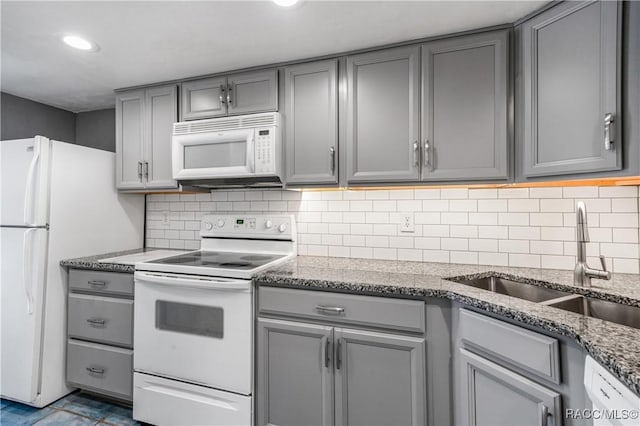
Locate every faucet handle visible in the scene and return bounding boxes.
[599,255,608,272]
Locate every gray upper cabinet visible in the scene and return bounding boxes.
[181,77,227,120]
[145,85,178,188]
[257,318,333,426]
[457,348,561,426]
[284,59,339,185]
[334,328,426,426]
[116,84,178,190]
[520,0,622,177]
[115,90,145,190]
[346,46,420,183]
[227,70,278,115]
[180,70,277,121]
[422,31,509,181]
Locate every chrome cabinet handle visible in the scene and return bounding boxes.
[86,367,105,375]
[424,140,433,172]
[604,113,614,150]
[413,141,419,167]
[143,161,149,180]
[86,318,106,326]
[137,161,143,181]
[314,305,345,315]
[540,404,549,426]
[88,280,106,287]
[219,85,226,105]
[324,338,331,368]
[336,339,342,370]
[227,85,232,106]
[329,146,336,175]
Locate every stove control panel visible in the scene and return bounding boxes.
[201,214,296,240]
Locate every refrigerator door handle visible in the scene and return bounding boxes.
[22,228,37,314]
[23,139,41,226]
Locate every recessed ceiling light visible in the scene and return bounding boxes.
[62,35,98,51]
[273,0,299,7]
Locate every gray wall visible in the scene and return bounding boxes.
[1,92,116,152]
[76,108,116,152]
[1,92,76,142]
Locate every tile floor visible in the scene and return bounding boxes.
[0,392,138,425]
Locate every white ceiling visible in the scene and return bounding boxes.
[1,0,546,113]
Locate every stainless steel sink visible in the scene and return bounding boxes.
[450,276,572,303]
[542,295,640,330]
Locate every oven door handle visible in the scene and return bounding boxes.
[134,272,251,291]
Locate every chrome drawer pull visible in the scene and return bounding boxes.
[86,318,106,326]
[315,305,345,315]
[87,280,106,287]
[86,367,105,375]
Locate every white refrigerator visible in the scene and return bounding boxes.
[0,136,144,407]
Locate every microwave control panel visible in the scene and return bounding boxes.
[255,128,276,174]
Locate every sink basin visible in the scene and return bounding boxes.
[449,276,572,303]
[543,295,640,330]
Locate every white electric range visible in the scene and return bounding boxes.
[132,214,296,426]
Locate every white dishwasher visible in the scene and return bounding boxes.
[584,356,640,426]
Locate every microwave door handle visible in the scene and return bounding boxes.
[247,132,255,173]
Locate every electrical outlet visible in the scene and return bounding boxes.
[400,213,414,233]
[160,211,171,228]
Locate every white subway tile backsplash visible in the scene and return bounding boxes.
[146,186,639,274]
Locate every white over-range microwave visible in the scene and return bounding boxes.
[172,112,282,187]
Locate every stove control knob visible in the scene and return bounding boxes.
[265,220,273,229]
[217,219,225,228]
[204,222,213,230]
[278,223,288,233]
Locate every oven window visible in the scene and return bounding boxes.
[184,142,247,169]
[155,301,223,338]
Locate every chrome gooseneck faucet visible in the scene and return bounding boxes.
[574,201,611,287]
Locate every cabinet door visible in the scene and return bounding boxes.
[257,318,333,426]
[115,90,145,189]
[422,31,509,181]
[227,69,278,115]
[457,349,561,426]
[521,0,621,177]
[181,77,227,120]
[284,60,339,185]
[334,328,426,426]
[346,46,420,183]
[144,85,178,189]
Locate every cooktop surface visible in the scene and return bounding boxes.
[148,250,287,270]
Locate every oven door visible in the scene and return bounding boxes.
[133,271,252,395]
[172,128,255,180]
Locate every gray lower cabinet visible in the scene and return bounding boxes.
[519,0,622,177]
[116,84,178,190]
[346,46,421,183]
[67,269,134,401]
[257,287,427,426]
[257,318,334,426]
[421,30,509,181]
[284,59,339,185]
[334,328,426,426]
[180,70,277,120]
[458,348,561,426]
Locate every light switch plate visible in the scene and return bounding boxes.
[160,211,171,228]
[400,213,414,233]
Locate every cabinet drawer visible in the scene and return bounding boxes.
[67,340,133,401]
[258,286,425,334]
[68,294,133,347]
[69,269,133,296]
[459,309,560,384]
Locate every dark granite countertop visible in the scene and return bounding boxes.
[255,256,640,396]
[60,248,188,273]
